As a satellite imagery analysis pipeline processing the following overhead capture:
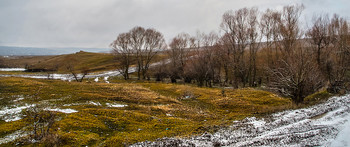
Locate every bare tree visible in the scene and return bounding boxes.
[270,45,324,103]
[268,4,326,103]
[64,56,89,82]
[128,26,166,80]
[260,9,282,68]
[184,32,219,87]
[221,7,259,87]
[112,26,166,80]
[247,7,260,87]
[326,14,350,92]
[278,4,305,55]
[110,33,133,80]
[306,14,331,67]
[167,33,192,83]
[141,28,166,79]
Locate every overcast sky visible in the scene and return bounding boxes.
[0,0,349,48]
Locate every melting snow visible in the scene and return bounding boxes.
[104,76,109,83]
[0,129,28,144]
[0,68,26,71]
[0,104,35,122]
[106,103,127,108]
[0,60,167,81]
[45,108,78,113]
[132,94,350,146]
[89,101,101,106]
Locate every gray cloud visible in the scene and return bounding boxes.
[0,0,348,48]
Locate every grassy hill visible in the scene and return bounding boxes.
[0,51,117,73]
[27,51,116,73]
[0,77,293,146]
[0,55,54,68]
[1,51,166,74]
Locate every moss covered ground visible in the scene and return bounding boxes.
[0,77,294,146]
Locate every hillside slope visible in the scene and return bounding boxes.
[29,51,116,73]
[0,77,292,146]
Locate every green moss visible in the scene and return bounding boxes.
[59,130,100,146]
[304,90,332,105]
[0,120,26,138]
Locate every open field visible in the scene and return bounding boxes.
[0,77,293,146]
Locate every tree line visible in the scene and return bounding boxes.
[111,4,350,103]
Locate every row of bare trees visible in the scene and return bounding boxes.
[111,4,350,103]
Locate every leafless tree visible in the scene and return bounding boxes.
[221,7,260,87]
[167,33,192,83]
[128,26,166,80]
[260,9,282,68]
[306,14,331,67]
[184,32,219,87]
[64,56,89,82]
[268,4,326,103]
[110,33,133,80]
[112,26,166,80]
[278,4,304,55]
[269,44,324,103]
[247,7,261,87]
[326,14,350,92]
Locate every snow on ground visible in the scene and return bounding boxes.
[0,104,35,122]
[329,109,350,146]
[0,59,166,81]
[0,68,26,71]
[104,76,109,83]
[45,108,78,113]
[132,94,350,147]
[0,129,28,144]
[89,101,102,106]
[106,103,127,108]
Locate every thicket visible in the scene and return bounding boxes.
[111,4,350,103]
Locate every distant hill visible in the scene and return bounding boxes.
[0,46,110,56]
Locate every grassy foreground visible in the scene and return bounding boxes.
[0,77,293,146]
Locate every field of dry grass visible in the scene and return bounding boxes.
[0,77,295,146]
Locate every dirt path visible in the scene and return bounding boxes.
[132,94,350,147]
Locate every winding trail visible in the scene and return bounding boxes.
[132,94,350,147]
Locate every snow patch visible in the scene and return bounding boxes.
[13,97,24,102]
[106,103,127,108]
[104,76,109,83]
[0,129,28,144]
[0,68,26,71]
[45,108,78,113]
[89,101,101,106]
[0,104,35,122]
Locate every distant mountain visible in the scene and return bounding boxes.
[0,46,111,56]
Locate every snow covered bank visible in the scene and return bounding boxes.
[0,68,26,71]
[132,94,350,146]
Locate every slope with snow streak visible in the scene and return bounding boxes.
[0,59,168,81]
[132,94,350,147]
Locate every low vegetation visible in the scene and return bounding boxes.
[0,77,294,146]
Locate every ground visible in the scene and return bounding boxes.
[133,94,350,146]
[0,77,292,146]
